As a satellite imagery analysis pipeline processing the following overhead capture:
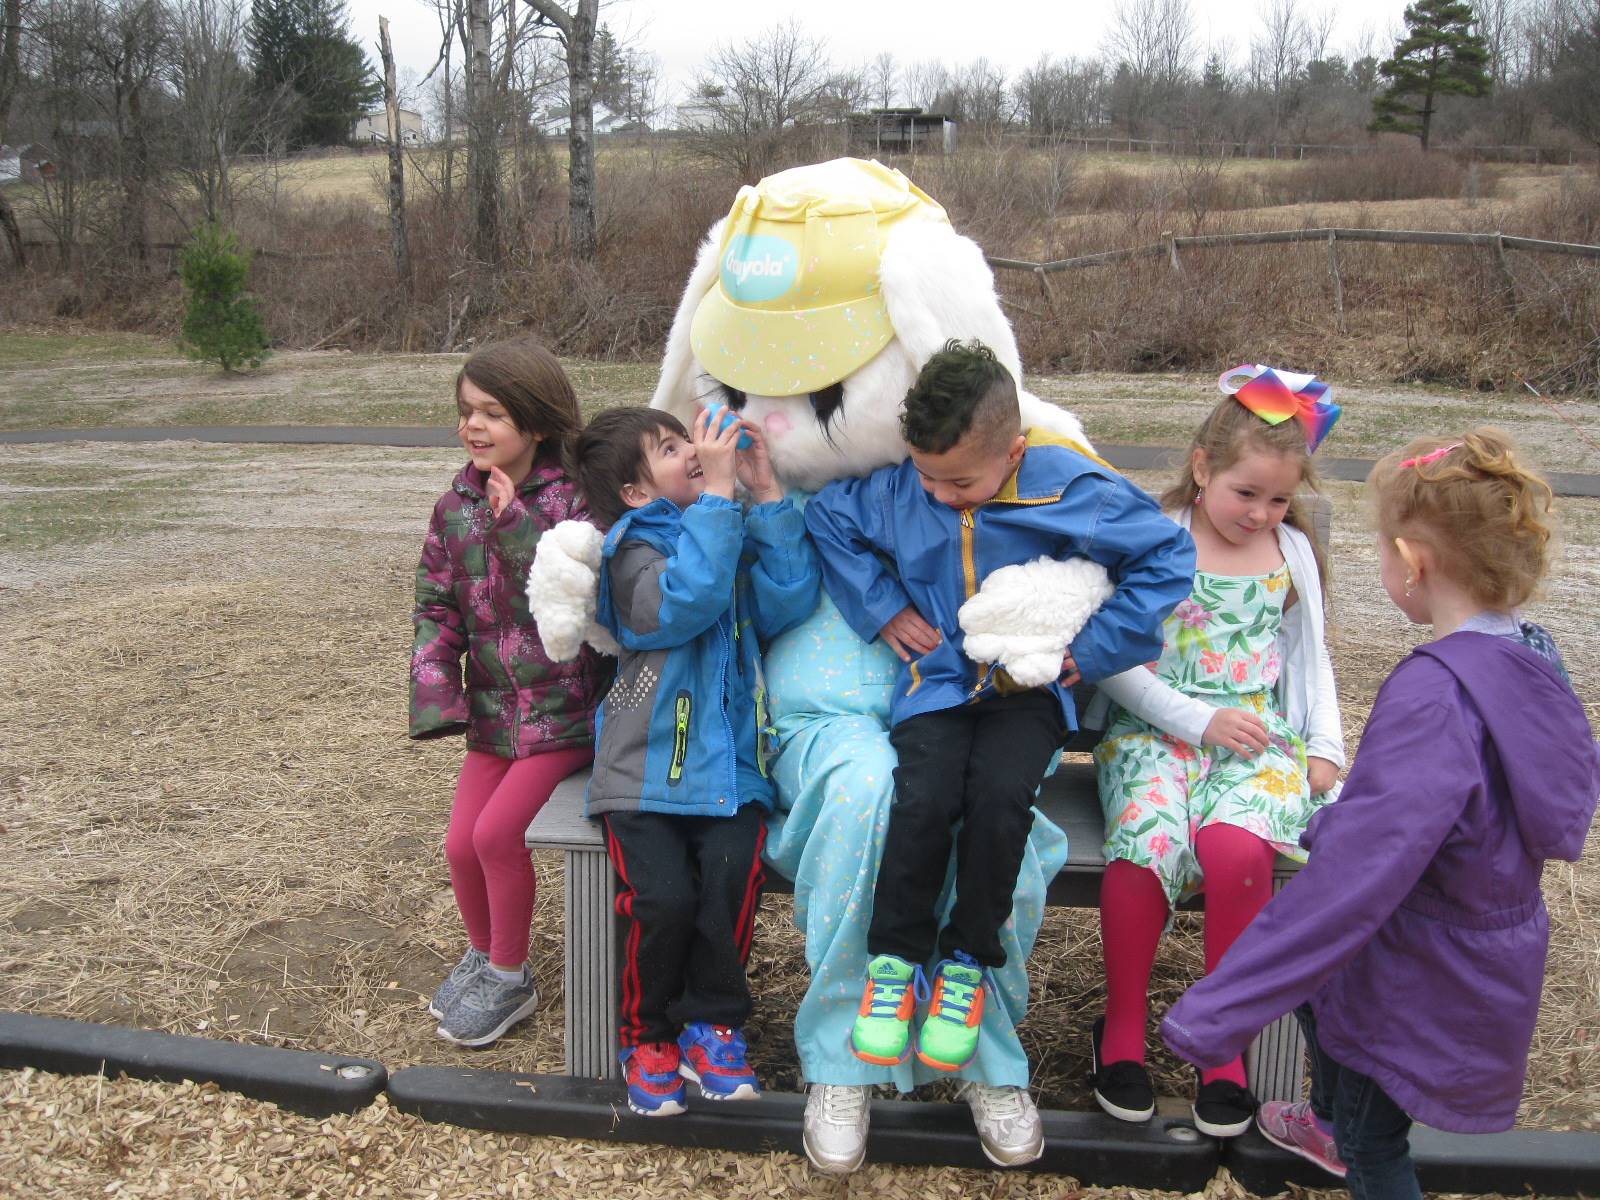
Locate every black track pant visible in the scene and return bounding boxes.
[604,804,767,1047]
[867,689,1064,969]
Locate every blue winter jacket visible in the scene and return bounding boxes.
[585,493,820,818]
[804,429,1195,729]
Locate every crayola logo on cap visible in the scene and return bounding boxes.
[721,235,798,302]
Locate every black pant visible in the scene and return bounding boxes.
[603,804,767,1047]
[868,690,1065,969]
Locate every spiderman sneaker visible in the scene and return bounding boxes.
[677,1023,761,1101]
[850,954,921,1066]
[619,1042,687,1117]
[916,952,986,1072]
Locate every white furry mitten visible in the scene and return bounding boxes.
[958,557,1115,688]
[526,520,620,661]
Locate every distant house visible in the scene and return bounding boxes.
[536,101,639,137]
[352,108,426,145]
[849,108,957,154]
[1,144,53,184]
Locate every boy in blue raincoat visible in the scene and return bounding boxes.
[571,404,819,1118]
[806,339,1193,1086]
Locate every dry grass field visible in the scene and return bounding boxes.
[1,335,1596,1195]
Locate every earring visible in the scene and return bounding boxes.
[1195,487,1204,506]
[1404,576,1417,597]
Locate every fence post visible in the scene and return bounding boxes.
[1493,232,1517,310]
[1326,229,1346,334]
[1034,265,1056,307]
[1163,230,1182,272]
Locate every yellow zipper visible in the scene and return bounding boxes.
[960,508,977,598]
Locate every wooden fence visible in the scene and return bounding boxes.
[986,226,1600,331]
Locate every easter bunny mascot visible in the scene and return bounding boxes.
[531,159,1131,1172]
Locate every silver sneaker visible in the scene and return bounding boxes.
[428,947,488,1019]
[957,1080,1044,1167]
[803,1084,870,1174]
[436,965,538,1047]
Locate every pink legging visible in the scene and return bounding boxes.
[1100,822,1277,1086]
[445,746,593,967]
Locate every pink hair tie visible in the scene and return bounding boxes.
[1399,443,1463,470]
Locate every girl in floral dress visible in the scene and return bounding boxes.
[1089,367,1346,1138]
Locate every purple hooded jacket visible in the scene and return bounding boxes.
[1162,631,1599,1133]
[409,454,607,758]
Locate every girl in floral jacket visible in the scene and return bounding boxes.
[1087,367,1345,1137]
[409,338,607,1048]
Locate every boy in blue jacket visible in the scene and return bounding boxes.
[571,404,820,1117]
[806,339,1194,1076]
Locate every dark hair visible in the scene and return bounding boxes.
[456,337,580,457]
[1161,393,1328,586]
[570,407,689,529]
[899,339,1020,455]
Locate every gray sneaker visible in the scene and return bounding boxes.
[428,947,488,1019]
[957,1080,1044,1167]
[802,1084,870,1174]
[436,964,538,1047]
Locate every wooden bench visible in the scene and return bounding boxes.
[525,757,1308,1100]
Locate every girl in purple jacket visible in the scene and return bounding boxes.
[1162,428,1598,1200]
[409,338,607,1048]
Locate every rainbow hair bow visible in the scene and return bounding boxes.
[1218,364,1341,454]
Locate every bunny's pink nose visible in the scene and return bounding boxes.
[764,412,793,437]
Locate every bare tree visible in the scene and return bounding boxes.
[377,15,409,290]
[168,0,282,225]
[523,0,597,259]
[900,58,950,111]
[0,0,26,265]
[1251,0,1310,141]
[1104,0,1197,136]
[687,19,833,181]
[868,50,897,108]
[465,0,498,263]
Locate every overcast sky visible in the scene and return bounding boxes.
[348,0,1411,113]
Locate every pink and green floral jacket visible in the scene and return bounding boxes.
[409,454,607,758]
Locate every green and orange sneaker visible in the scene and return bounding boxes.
[916,953,986,1072]
[849,954,923,1066]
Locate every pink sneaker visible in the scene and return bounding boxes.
[1256,1100,1346,1179]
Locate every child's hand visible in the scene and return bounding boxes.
[880,605,941,662]
[1307,756,1340,794]
[486,466,515,517]
[1203,708,1270,758]
[735,422,783,505]
[1058,651,1081,687]
[692,407,740,500]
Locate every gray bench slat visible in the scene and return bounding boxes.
[528,764,1307,1097]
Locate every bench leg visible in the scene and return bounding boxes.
[1244,874,1307,1102]
[562,847,619,1080]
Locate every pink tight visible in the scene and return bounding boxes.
[445,747,593,967]
[1100,823,1276,1085]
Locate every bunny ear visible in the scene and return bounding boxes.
[651,216,728,425]
[878,220,1024,386]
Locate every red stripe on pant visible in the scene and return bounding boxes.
[733,820,768,963]
[605,821,645,1048]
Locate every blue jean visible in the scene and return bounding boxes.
[1295,1004,1421,1200]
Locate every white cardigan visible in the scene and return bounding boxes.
[1085,507,1346,771]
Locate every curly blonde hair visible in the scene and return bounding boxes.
[1368,427,1556,610]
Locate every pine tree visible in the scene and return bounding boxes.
[249,0,380,148]
[178,223,270,372]
[1370,0,1491,149]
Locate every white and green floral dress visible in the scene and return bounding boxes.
[1094,564,1328,904]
